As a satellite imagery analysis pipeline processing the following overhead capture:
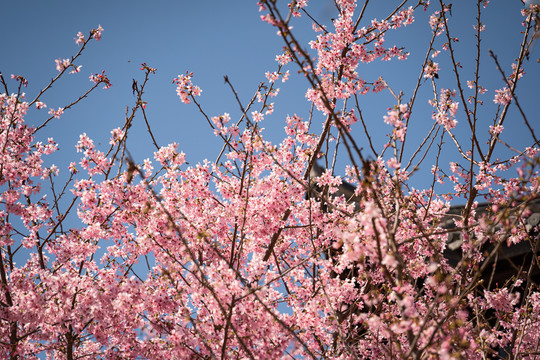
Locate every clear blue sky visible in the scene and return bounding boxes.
[1,1,538,198]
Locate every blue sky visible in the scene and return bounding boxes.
[1,1,538,199]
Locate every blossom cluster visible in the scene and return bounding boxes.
[89,70,112,89]
[383,104,409,141]
[172,71,202,104]
[1,2,539,359]
[430,88,459,129]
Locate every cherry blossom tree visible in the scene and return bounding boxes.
[1,1,539,359]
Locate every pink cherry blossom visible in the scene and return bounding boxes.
[48,107,64,118]
[70,65,82,74]
[75,31,85,45]
[1,5,539,359]
[35,101,46,109]
[89,70,112,89]
[423,61,440,78]
[173,71,201,104]
[493,87,511,105]
[489,124,504,135]
[91,25,103,40]
[54,58,71,72]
